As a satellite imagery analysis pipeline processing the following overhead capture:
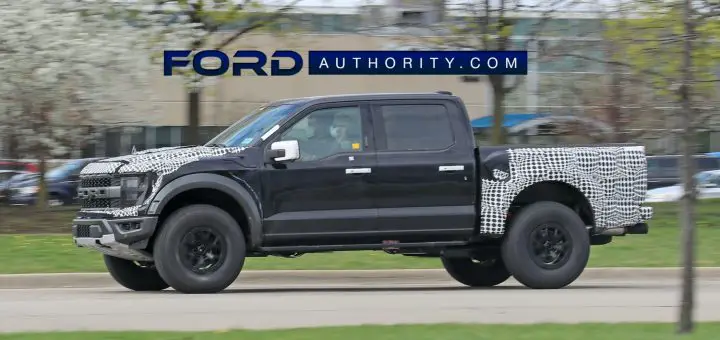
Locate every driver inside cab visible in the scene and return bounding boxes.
[300,110,362,161]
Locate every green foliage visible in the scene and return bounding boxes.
[603,5,720,99]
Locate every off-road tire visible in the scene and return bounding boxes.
[501,201,590,289]
[441,255,511,287]
[153,204,246,294]
[104,255,169,291]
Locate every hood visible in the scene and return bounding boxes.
[76,145,249,216]
[646,185,682,196]
[80,145,248,176]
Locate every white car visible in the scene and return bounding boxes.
[645,169,720,203]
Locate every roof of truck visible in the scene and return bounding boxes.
[270,92,459,106]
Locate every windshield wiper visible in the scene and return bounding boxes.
[206,143,227,148]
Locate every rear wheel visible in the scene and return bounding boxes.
[441,255,511,287]
[501,201,590,289]
[153,204,246,294]
[104,255,169,291]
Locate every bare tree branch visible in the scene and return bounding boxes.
[214,1,300,50]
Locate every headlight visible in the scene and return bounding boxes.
[120,175,150,206]
[17,186,38,195]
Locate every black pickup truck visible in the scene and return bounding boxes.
[72,92,653,294]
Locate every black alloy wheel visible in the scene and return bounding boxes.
[528,223,572,270]
[179,227,227,274]
[153,204,247,294]
[501,201,590,289]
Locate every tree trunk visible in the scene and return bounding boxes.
[491,91,506,145]
[185,90,201,146]
[489,76,507,145]
[678,128,697,334]
[36,156,48,210]
[608,67,623,143]
[677,0,696,333]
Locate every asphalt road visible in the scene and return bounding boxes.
[3,276,720,333]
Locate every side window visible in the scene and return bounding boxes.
[378,104,454,151]
[697,158,720,171]
[658,158,678,177]
[710,174,720,186]
[647,159,661,178]
[279,106,363,162]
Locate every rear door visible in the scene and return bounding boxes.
[367,99,476,243]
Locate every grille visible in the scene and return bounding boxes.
[79,175,121,209]
[81,198,121,209]
[80,176,113,188]
[76,225,91,238]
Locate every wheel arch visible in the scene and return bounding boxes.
[509,180,596,229]
[146,173,263,249]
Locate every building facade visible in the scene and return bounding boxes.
[7,1,713,159]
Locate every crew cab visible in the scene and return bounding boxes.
[71,92,653,294]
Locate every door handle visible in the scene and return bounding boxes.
[346,168,371,175]
[439,165,464,172]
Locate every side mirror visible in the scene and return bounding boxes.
[268,140,300,162]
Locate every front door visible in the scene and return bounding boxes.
[260,103,377,246]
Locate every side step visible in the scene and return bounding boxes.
[257,241,468,255]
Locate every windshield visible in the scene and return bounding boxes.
[46,160,85,180]
[206,104,298,147]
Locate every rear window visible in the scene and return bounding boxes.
[378,104,454,151]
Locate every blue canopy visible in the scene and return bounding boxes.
[471,113,550,129]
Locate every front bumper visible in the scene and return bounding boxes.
[71,216,158,262]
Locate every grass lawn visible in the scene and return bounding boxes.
[1,200,720,274]
[1,323,720,340]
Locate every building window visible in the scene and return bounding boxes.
[155,127,173,149]
[398,11,425,26]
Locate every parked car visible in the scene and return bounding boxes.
[7,158,100,206]
[0,170,35,203]
[0,160,38,172]
[645,169,720,203]
[646,154,720,190]
[72,91,653,294]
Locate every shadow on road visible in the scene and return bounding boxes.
[110,283,655,295]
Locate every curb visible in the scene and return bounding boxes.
[2,268,720,289]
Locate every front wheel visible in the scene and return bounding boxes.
[501,201,590,289]
[153,204,246,294]
[441,255,511,287]
[104,255,169,291]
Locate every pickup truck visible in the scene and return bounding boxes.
[71,91,653,294]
